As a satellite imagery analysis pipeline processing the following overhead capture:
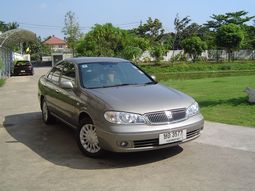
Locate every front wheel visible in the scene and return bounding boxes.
[77,119,104,157]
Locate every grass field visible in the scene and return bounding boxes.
[162,75,255,127]
[0,79,5,87]
[140,61,255,74]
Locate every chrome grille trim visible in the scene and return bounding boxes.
[145,108,187,125]
[145,112,168,124]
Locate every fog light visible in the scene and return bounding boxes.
[120,141,129,147]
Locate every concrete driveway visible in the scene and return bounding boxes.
[0,67,255,191]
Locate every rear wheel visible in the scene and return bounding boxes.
[41,99,55,124]
[77,118,104,157]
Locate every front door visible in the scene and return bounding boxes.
[57,62,77,125]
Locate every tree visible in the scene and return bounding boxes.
[216,24,244,61]
[204,11,254,57]
[182,23,202,37]
[171,14,191,61]
[126,35,150,51]
[121,46,142,61]
[0,20,19,32]
[181,36,207,62]
[6,22,19,31]
[62,11,81,56]
[240,25,255,49]
[205,11,255,31]
[76,23,146,60]
[133,17,164,44]
[76,23,125,57]
[0,21,5,32]
[22,36,51,61]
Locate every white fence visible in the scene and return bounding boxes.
[0,47,12,78]
[138,49,255,62]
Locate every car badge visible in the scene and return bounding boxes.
[165,110,173,119]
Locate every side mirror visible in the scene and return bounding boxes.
[60,80,74,89]
[151,75,156,81]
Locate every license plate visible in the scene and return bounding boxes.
[21,70,25,72]
[159,130,187,145]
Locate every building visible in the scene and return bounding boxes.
[43,36,67,52]
[42,36,72,65]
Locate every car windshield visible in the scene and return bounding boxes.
[79,62,156,89]
[16,61,30,66]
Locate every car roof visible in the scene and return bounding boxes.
[64,57,128,64]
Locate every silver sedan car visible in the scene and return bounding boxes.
[38,57,204,157]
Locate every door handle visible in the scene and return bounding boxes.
[55,89,60,93]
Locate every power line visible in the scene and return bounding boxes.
[116,21,140,27]
[18,22,62,28]
[18,21,141,30]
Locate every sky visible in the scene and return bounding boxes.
[1,0,255,39]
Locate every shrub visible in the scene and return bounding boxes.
[151,44,166,62]
[121,46,142,61]
[181,36,207,62]
[171,52,187,62]
[0,79,5,87]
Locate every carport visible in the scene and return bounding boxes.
[0,29,36,77]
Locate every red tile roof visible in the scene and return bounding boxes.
[43,36,66,45]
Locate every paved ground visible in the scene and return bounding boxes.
[0,67,255,191]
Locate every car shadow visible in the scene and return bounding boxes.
[3,112,183,170]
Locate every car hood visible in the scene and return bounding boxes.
[87,84,194,114]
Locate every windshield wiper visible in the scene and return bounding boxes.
[88,83,139,89]
[106,83,139,88]
[144,81,157,85]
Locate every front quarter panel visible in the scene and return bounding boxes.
[76,89,110,128]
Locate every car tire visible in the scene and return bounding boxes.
[41,99,55,124]
[76,118,105,157]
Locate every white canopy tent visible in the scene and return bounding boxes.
[0,29,36,77]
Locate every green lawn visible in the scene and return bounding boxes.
[162,75,255,127]
[140,61,255,74]
[0,79,5,87]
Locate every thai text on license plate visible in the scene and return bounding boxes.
[159,130,187,145]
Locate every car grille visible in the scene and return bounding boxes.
[145,109,187,124]
[133,129,200,148]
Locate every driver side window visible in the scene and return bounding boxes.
[47,65,62,85]
[60,62,76,85]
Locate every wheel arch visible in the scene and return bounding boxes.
[79,112,93,125]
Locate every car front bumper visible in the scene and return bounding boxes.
[96,113,204,152]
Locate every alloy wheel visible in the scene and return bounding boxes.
[79,124,101,153]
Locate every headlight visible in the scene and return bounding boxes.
[186,102,199,117]
[104,111,145,124]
